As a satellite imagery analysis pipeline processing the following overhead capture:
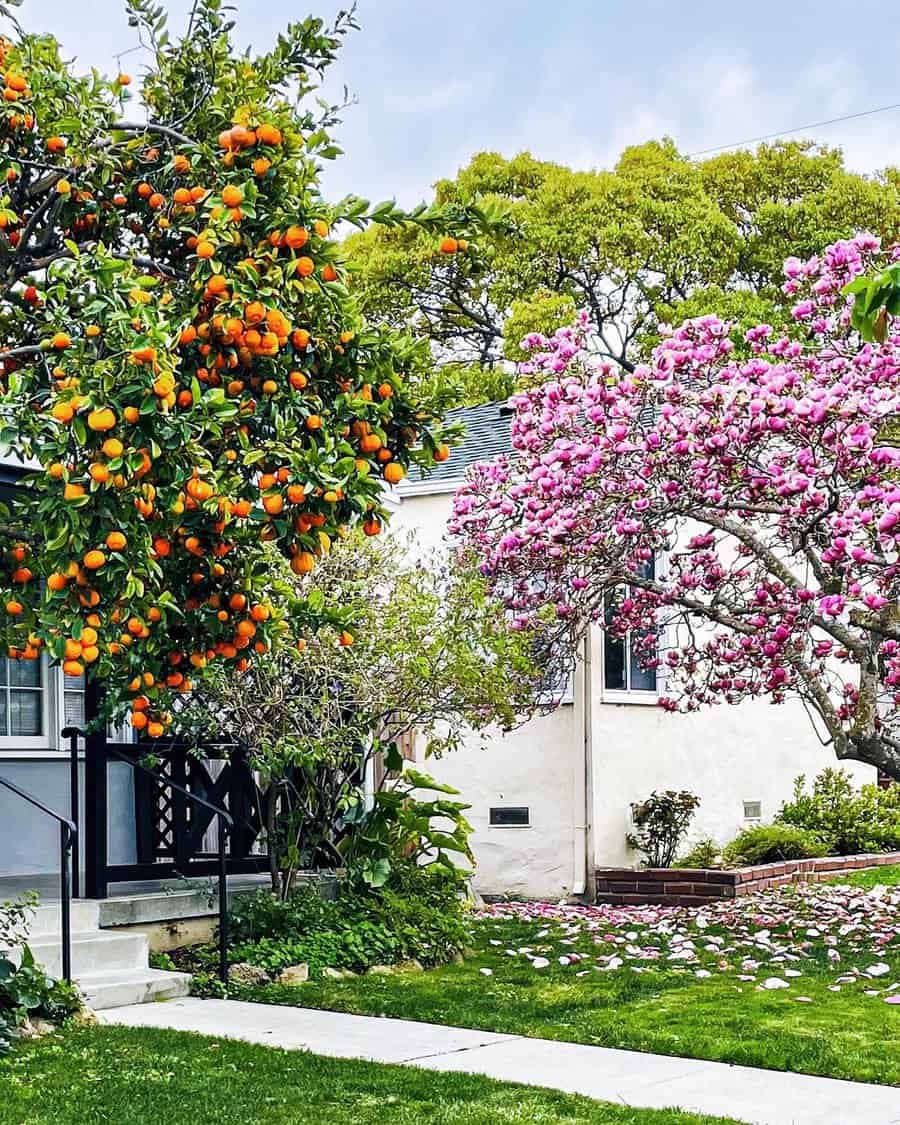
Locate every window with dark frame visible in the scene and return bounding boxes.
[603,556,658,693]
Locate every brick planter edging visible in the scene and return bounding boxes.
[594,851,900,907]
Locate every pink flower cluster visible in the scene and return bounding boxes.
[450,235,900,764]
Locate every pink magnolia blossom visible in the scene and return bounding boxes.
[450,234,900,777]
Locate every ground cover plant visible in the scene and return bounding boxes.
[0,896,79,1055]
[174,863,470,985]
[0,1024,746,1125]
[213,876,900,1085]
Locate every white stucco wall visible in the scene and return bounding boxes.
[587,618,876,868]
[392,485,586,899]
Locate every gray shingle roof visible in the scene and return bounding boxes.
[402,401,514,493]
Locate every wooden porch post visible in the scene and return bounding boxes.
[83,676,108,899]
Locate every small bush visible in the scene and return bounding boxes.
[776,769,900,855]
[627,790,700,868]
[223,863,469,978]
[722,823,828,866]
[674,838,721,869]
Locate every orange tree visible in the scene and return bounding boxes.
[0,0,485,737]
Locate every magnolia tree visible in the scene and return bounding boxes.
[0,1,485,735]
[450,233,900,779]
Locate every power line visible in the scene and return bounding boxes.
[687,100,900,158]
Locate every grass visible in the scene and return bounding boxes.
[0,1025,744,1125]
[827,863,900,889]
[199,893,900,1088]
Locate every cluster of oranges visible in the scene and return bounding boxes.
[0,27,462,744]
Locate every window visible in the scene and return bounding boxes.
[64,671,86,731]
[0,656,45,740]
[743,800,762,820]
[534,639,574,703]
[602,557,658,698]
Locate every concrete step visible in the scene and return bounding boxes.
[76,967,192,1011]
[27,900,100,939]
[24,929,149,978]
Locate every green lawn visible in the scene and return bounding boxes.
[827,863,900,889]
[0,1025,743,1125]
[198,881,900,1087]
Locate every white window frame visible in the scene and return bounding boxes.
[0,653,57,751]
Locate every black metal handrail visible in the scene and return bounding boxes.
[0,776,76,982]
[63,727,232,982]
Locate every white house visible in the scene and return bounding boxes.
[391,402,876,901]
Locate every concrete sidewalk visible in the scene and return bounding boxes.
[99,997,900,1125]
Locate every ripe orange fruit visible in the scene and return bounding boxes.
[291,551,315,575]
[222,185,243,207]
[383,462,405,485]
[46,136,67,153]
[284,225,308,249]
[51,402,75,424]
[173,154,190,174]
[5,600,22,615]
[313,219,329,238]
[235,619,257,639]
[5,73,27,93]
[196,240,215,259]
[363,516,381,536]
[321,264,338,283]
[250,604,270,622]
[338,630,354,647]
[131,711,148,730]
[105,531,127,551]
[292,328,311,349]
[439,236,459,254]
[89,463,110,484]
[124,406,140,424]
[262,379,277,396]
[253,157,271,177]
[63,659,84,677]
[433,444,450,462]
[102,437,124,458]
[63,482,85,501]
[87,406,116,432]
[56,178,71,195]
[47,572,68,591]
[262,492,283,515]
[116,73,131,86]
[173,187,191,204]
[305,414,322,431]
[147,721,164,739]
[50,331,71,349]
[148,192,165,209]
[256,123,282,146]
[289,370,307,390]
[186,478,213,502]
[295,256,314,278]
[83,549,106,570]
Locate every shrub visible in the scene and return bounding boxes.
[0,898,80,1054]
[722,824,829,866]
[776,769,900,855]
[627,790,700,868]
[224,863,469,978]
[674,838,721,869]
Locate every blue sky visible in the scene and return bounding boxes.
[17,1,900,205]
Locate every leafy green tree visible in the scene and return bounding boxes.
[176,533,540,894]
[347,140,900,399]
